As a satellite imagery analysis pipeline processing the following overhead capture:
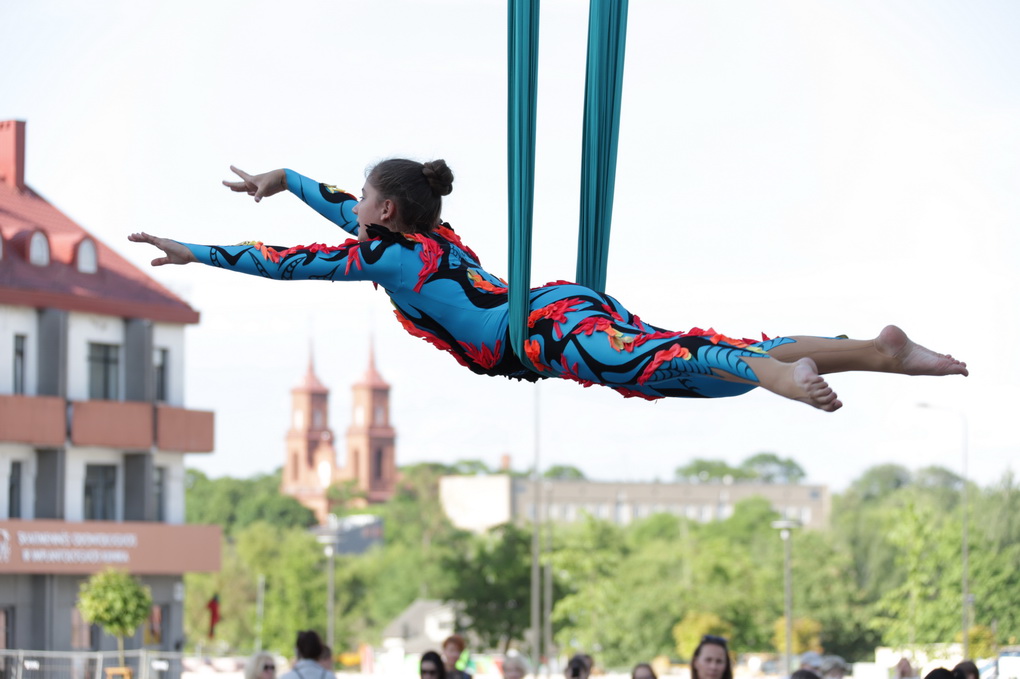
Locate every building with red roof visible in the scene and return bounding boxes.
[0,120,220,656]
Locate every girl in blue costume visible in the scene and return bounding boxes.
[129,159,968,411]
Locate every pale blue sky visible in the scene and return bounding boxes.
[2,1,1017,489]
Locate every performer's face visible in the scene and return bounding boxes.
[354,182,388,240]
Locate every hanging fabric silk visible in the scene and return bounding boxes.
[507,0,541,369]
[507,0,629,367]
[576,0,628,293]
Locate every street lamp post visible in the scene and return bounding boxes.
[918,403,970,659]
[772,519,801,677]
[317,523,340,655]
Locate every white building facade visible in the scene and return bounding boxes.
[0,120,220,652]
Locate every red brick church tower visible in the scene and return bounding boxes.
[282,346,396,523]
[343,345,397,504]
[281,353,338,523]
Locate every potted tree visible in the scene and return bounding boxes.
[77,569,153,678]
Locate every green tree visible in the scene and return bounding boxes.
[772,617,822,655]
[739,453,806,484]
[77,569,153,667]
[966,625,996,659]
[185,469,315,535]
[673,611,732,659]
[552,517,629,660]
[675,459,752,482]
[849,464,912,500]
[544,465,586,480]
[872,497,960,646]
[453,459,493,475]
[443,523,535,652]
[326,479,367,514]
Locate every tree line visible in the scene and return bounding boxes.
[183,458,1020,668]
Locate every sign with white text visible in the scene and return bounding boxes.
[0,520,220,574]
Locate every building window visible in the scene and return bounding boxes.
[88,343,120,400]
[28,231,50,266]
[8,461,22,519]
[373,448,384,480]
[154,467,166,522]
[76,238,98,274]
[83,464,117,520]
[375,405,385,425]
[153,348,168,402]
[13,334,26,394]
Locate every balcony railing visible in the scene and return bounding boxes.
[0,395,213,453]
[0,394,65,446]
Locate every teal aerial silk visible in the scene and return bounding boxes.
[507,0,628,368]
[577,0,628,293]
[507,0,540,368]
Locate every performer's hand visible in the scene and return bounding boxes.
[222,166,287,202]
[128,232,197,266]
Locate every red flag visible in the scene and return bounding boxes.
[206,594,221,639]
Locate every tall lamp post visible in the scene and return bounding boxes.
[918,403,970,659]
[772,519,801,677]
[317,519,340,655]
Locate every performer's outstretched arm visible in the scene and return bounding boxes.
[222,165,359,236]
[128,231,404,288]
[283,169,359,236]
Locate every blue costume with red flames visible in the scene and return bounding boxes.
[183,170,795,400]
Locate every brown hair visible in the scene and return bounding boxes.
[632,663,657,679]
[368,158,454,233]
[442,634,466,654]
[691,636,733,679]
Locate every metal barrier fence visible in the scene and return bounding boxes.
[0,650,183,679]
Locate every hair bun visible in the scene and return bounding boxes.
[422,159,454,197]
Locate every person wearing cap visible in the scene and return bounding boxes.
[799,652,824,675]
[821,656,848,679]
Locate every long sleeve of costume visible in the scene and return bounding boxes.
[284,169,359,235]
[181,236,404,289]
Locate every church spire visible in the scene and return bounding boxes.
[359,337,388,388]
[298,340,327,393]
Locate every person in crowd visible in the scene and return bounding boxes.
[954,661,979,679]
[422,651,448,679]
[792,670,821,679]
[280,630,333,679]
[632,663,657,679]
[821,656,848,679]
[690,635,733,679]
[502,655,530,679]
[924,669,962,679]
[896,658,918,679]
[566,654,593,679]
[318,644,333,672]
[800,652,824,676]
[244,652,276,679]
[443,635,472,679]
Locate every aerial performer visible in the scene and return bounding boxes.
[129,161,968,411]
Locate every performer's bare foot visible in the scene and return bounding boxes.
[751,357,843,412]
[875,325,969,377]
